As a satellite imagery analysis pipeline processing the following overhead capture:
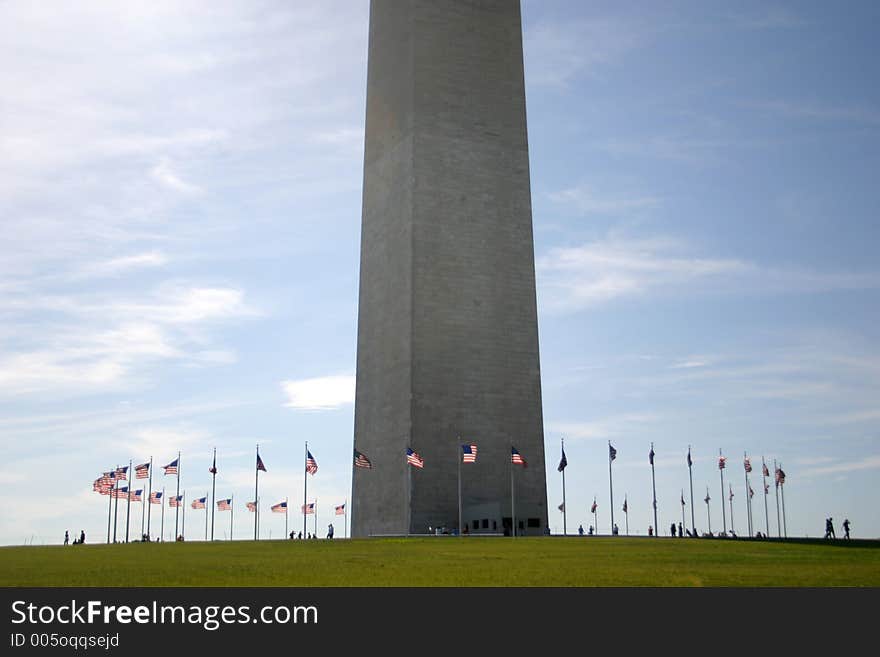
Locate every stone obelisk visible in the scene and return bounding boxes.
[352,0,547,537]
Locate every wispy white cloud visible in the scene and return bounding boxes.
[151,158,202,194]
[537,235,880,312]
[799,455,880,478]
[547,413,661,441]
[548,184,659,215]
[281,375,355,411]
[78,251,169,279]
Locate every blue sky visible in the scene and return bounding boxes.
[1,0,878,545]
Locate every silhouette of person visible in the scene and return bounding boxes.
[298,531,302,540]
[670,523,677,537]
[578,524,584,536]
[79,530,85,544]
[64,530,69,546]
[612,523,619,535]
[588,525,594,535]
[678,522,684,538]
[824,517,835,539]
[327,523,334,539]
[289,530,295,540]
[843,518,851,539]
[648,525,653,536]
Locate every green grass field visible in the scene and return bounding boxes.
[2,537,878,587]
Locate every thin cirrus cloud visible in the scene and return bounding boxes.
[281,375,355,411]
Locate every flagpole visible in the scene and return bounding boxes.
[719,449,727,535]
[140,469,146,541]
[174,451,181,540]
[762,457,770,536]
[314,499,318,537]
[344,499,348,539]
[744,453,750,538]
[406,451,411,537]
[113,466,119,543]
[681,489,686,536]
[254,444,260,541]
[510,446,516,538]
[182,491,186,541]
[230,494,234,541]
[160,487,165,542]
[146,456,153,540]
[285,496,289,538]
[624,496,629,535]
[593,499,597,536]
[125,460,132,543]
[561,438,567,536]
[303,441,308,539]
[210,447,217,541]
[780,463,787,538]
[774,459,781,538]
[728,485,734,536]
[650,443,658,538]
[608,441,615,534]
[106,472,113,544]
[705,487,711,535]
[688,447,696,535]
[457,437,462,537]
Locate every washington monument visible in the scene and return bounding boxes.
[352,0,548,537]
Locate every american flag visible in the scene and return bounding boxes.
[246,501,257,512]
[591,499,597,513]
[130,489,143,502]
[354,449,372,469]
[149,491,163,504]
[302,502,315,515]
[609,443,617,462]
[135,463,150,479]
[271,501,287,513]
[209,453,217,475]
[163,458,178,475]
[705,492,711,504]
[169,495,183,508]
[557,447,567,472]
[112,486,128,499]
[681,492,686,507]
[94,478,111,495]
[557,502,565,512]
[749,486,755,499]
[649,445,655,465]
[115,466,128,481]
[763,462,770,477]
[776,468,786,486]
[191,496,206,509]
[622,498,628,513]
[462,444,477,463]
[217,499,232,511]
[510,446,526,466]
[100,472,114,487]
[718,455,727,470]
[335,503,345,515]
[729,485,734,501]
[306,451,318,475]
[764,483,770,494]
[256,454,267,472]
[406,448,424,468]
[687,448,692,468]
[744,457,753,473]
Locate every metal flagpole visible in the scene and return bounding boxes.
[719,449,727,535]
[303,442,308,539]
[146,456,153,540]
[561,438,567,536]
[160,487,165,542]
[744,453,751,538]
[203,492,208,540]
[762,457,770,536]
[141,471,146,541]
[230,494,234,541]
[649,443,658,537]
[106,472,113,544]
[313,499,317,537]
[406,450,411,537]
[687,447,696,535]
[728,485,734,536]
[705,487,711,535]
[510,446,516,538]
[125,460,132,543]
[624,496,629,535]
[457,438,462,536]
[182,491,186,541]
[608,442,615,534]
[210,447,217,541]
[681,490,686,536]
[592,499,597,536]
[254,445,260,541]
[113,466,119,543]
[774,459,781,538]
[285,497,289,538]
[780,464,787,538]
[344,499,348,539]
[174,451,181,540]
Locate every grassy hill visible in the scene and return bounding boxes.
[2,536,878,587]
